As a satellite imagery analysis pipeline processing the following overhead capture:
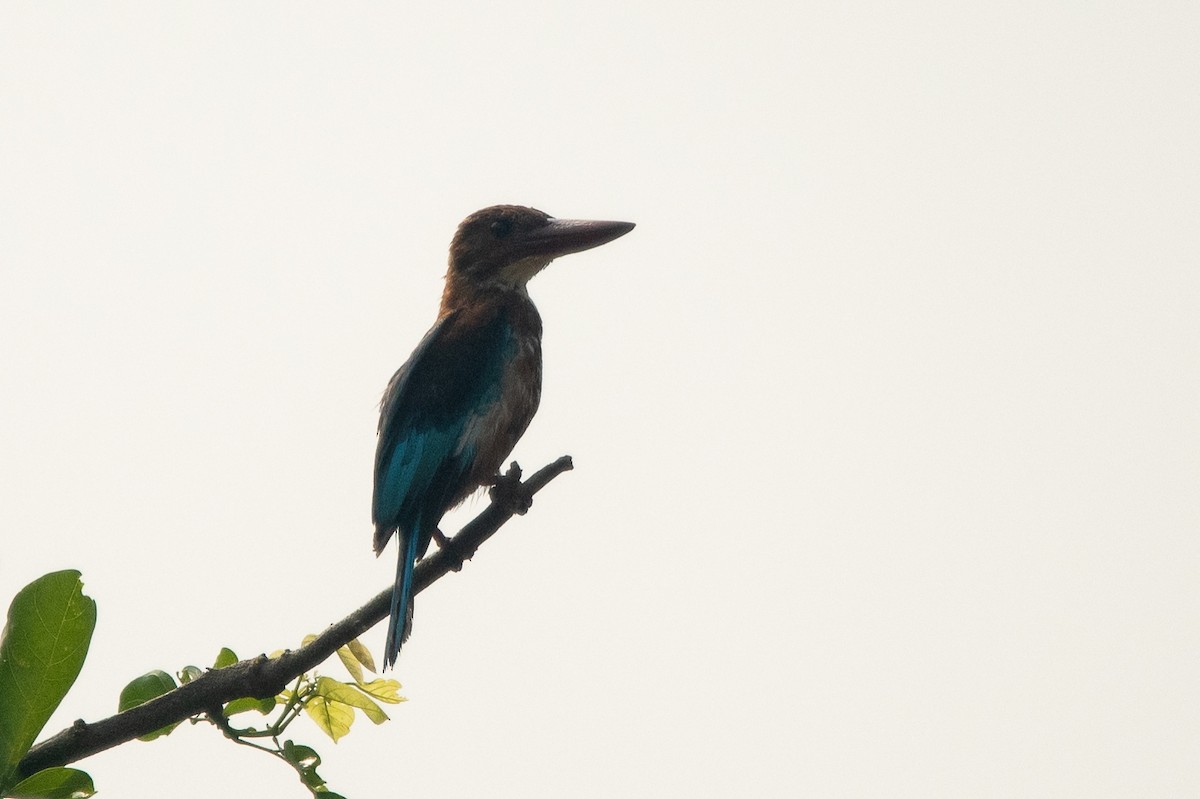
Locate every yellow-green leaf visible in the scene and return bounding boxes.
[354,678,405,705]
[303,693,354,742]
[313,677,389,724]
[335,646,364,685]
[346,638,377,674]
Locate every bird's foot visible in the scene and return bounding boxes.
[432,528,465,572]
[490,461,533,515]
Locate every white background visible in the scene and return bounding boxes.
[2,2,1197,796]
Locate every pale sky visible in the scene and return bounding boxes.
[2,2,1197,797]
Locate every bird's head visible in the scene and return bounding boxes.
[445,205,634,296]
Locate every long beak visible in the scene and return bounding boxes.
[521,218,636,260]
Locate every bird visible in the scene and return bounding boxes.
[372,204,635,668]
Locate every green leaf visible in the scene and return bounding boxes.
[0,570,96,792]
[334,646,363,685]
[345,638,376,674]
[281,741,320,770]
[224,696,276,716]
[177,665,203,685]
[4,766,95,799]
[354,678,405,705]
[213,647,238,669]
[117,670,179,741]
[281,741,327,790]
[118,670,176,711]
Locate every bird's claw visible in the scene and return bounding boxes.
[490,461,533,515]
[431,528,465,571]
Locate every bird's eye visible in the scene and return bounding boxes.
[490,218,514,239]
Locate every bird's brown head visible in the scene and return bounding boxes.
[445,205,634,300]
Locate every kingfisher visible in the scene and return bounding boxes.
[373,204,635,668]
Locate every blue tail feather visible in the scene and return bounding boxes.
[384,527,418,670]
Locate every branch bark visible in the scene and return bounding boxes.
[18,456,573,778]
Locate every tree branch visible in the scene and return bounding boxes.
[18,456,574,778]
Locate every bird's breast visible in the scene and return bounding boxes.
[455,328,542,500]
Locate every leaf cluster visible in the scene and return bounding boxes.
[117,638,403,797]
[4,457,573,796]
[1,572,402,799]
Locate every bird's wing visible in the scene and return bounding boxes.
[372,307,514,552]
